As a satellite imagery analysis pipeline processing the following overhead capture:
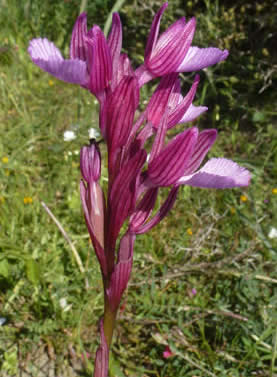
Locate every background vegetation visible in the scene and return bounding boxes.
[0,0,277,376]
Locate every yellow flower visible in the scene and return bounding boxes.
[2,156,9,164]
[272,188,277,195]
[230,207,236,214]
[187,228,193,236]
[240,195,248,202]
[24,196,33,204]
[48,80,54,86]
[0,196,4,204]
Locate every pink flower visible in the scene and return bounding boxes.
[163,345,174,359]
[136,2,228,86]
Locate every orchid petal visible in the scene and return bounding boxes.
[107,149,147,250]
[28,38,88,85]
[178,46,229,72]
[180,104,208,123]
[167,74,200,129]
[70,13,88,61]
[178,158,251,188]
[148,127,198,186]
[183,129,217,175]
[147,18,196,76]
[130,188,159,232]
[80,181,107,275]
[107,13,122,64]
[147,73,178,128]
[136,187,179,234]
[106,232,135,311]
[145,2,168,61]
[80,142,101,183]
[85,26,112,94]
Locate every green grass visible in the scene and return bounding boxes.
[0,0,277,376]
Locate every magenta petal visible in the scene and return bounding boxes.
[167,74,200,129]
[180,104,208,123]
[178,46,229,72]
[70,13,88,61]
[106,232,135,311]
[106,76,139,171]
[80,143,101,183]
[130,188,159,232]
[80,181,107,276]
[145,2,168,61]
[147,73,179,128]
[107,13,122,64]
[135,64,156,87]
[147,18,196,76]
[182,129,217,175]
[136,187,179,234]
[178,158,251,188]
[93,319,109,377]
[28,38,88,85]
[107,149,147,250]
[86,26,112,94]
[148,127,198,186]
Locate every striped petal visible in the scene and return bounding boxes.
[106,232,135,311]
[70,12,88,61]
[85,26,112,94]
[182,129,217,175]
[148,127,198,186]
[28,38,88,85]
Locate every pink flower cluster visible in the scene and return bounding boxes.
[28,3,250,375]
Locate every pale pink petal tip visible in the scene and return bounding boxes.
[178,46,229,72]
[28,38,88,85]
[178,158,251,189]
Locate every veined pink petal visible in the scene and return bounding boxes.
[93,319,109,377]
[80,142,101,183]
[85,26,112,94]
[106,232,135,311]
[107,149,146,250]
[182,129,217,175]
[178,46,229,72]
[145,2,168,61]
[178,158,251,188]
[70,13,88,61]
[179,104,208,123]
[135,64,155,87]
[147,18,196,76]
[167,74,200,129]
[148,127,198,186]
[80,181,107,276]
[135,186,179,234]
[28,38,88,85]
[107,13,122,64]
[147,73,179,128]
[106,76,139,172]
[130,188,159,232]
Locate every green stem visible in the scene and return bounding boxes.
[103,294,117,348]
[103,0,127,37]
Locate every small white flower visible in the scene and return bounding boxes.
[64,130,76,142]
[268,227,277,239]
[0,317,6,326]
[88,127,100,139]
[59,297,72,312]
[59,297,67,309]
